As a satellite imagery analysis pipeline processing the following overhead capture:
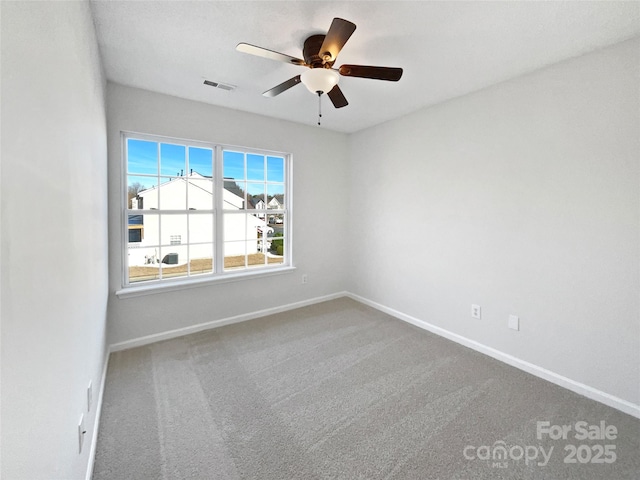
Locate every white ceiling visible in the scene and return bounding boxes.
[90,1,640,133]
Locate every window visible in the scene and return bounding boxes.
[128,227,142,243]
[123,133,291,289]
[128,214,143,243]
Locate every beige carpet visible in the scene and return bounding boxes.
[93,298,640,479]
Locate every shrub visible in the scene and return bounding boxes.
[271,232,284,253]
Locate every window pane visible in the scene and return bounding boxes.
[247,253,267,269]
[268,231,285,258]
[128,176,158,209]
[189,213,213,243]
[160,143,186,177]
[268,256,284,266]
[223,150,244,180]
[158,177,186,209]
[128,246,161,283]
[224,180,245,209]
[257,224,271,253]
[223,213,247,242]
[268,213,284,226]
[127,213,144,244]
[189,147,213,177]
[127,139,157,175]
[267,156,284,182]
[188,179,214,210]
[160,214,187,246]
[247,154,264,181]
[130,212,159,249]
[247,183,266,210]
[159,245,188,280]
[128,228,142,243]
[224,241,247,270]
[128,244,158,265]
[252,210,267,223]
[267,184,284,209]
[189,243,214,262]
[189,244,213,276]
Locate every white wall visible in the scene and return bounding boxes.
[1,1,109,479]
[348,38,640,406]
[106,84,350,345]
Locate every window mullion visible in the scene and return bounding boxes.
[214,145,224,273]
[156,142,162,280]
[285,153,292,264]
[263,155,267,267]
[185,146,190,277]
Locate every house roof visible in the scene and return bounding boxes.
[133,173,260,211]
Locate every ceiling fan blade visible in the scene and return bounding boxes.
[327,85,348,108]
[236,43,306,66]
[262,75,302,97]
[339,65,403,81]
[319,18,356,64]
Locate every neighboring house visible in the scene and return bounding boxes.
[250,197,267,220]
[267,195,285,224]
[267,195,283,209]
[128,172,271,266]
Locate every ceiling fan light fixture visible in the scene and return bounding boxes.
[300,68,339,94]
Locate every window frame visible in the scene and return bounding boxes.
[117,131,294,298]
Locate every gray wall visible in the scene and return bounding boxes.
[106,84,350,345]
[1,1,109,479]
[2,5,637,477]
[347,38,640,406]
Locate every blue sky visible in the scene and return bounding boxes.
[127,139,284,191]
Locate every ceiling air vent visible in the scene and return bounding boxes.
[203,80,236,91]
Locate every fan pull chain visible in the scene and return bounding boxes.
[317,91,322,126]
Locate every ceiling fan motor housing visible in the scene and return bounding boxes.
[303,34,329,67]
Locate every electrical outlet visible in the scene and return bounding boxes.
[471,304,481,319]
[87,381,93,412]
[78,414,86,454]
[301,274,308,284]
[509,314,520,331]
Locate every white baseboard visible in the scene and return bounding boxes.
[109,292,348,352]
[346,292,640,419]
[85,348,110,480]
[105,290,639,420]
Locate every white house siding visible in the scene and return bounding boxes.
[267,197,282,209]
[129,173,267,266]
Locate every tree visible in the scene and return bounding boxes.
[128,182,145,208]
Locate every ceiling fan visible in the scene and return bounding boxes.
[237,17,403,117]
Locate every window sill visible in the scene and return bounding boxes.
[115,266,296,299]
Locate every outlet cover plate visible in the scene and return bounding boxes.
[471,304,481,319]
[509,314,520,331]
